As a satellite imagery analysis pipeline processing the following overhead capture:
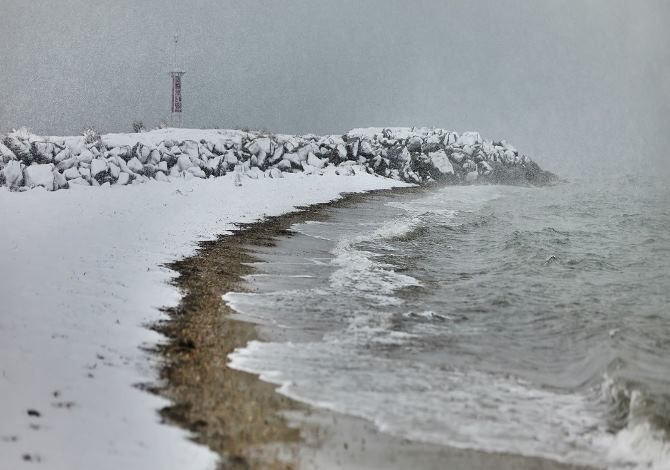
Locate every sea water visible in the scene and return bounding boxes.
[227,173,670,469]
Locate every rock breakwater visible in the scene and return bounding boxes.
[0,127,556,191]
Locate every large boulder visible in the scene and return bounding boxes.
[3,136,31,161]
[0,142,16,162]
[428,150,454,175]
[53,170,68,189]
[2,160,23,188]
[307,152,325,169]
[127,157,144,173]
[406,136,422,152]
[77,149,94,164]
[90,158,108,178]
[359,140,375,156]
[24,164,55,190]
[247,137,273,156]
[63,167,81,180]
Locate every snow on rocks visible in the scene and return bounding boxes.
[0,127,554,192]
[428,150,454,175]
[23,163,55,190]
[2,160,24,188]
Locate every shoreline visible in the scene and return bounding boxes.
[153,183,594,470]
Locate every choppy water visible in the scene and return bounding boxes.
[227,174,670,469]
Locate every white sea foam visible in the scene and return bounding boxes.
[228,339,657,469]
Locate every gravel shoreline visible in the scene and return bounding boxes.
[152,184,593,470]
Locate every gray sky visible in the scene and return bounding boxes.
[1,0,668,175]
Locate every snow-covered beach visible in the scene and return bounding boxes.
[0,127,552,468]
[0,168,412,469]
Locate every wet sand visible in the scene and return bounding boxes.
[152,185,595,470]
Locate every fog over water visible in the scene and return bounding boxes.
[1,0,669,176]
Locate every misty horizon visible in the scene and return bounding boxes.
[2,0,669,175]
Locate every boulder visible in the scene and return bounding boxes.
[465,171,478,183]
[0,142,16,162]
[155,171,170,182]
[54,148,71,163]
[127,157,143,173]
[158,161,168,173]
[428,150,454,175]
[186,166,206,178]
[444,132,458,146]
[3,136,31,160]
[32,142,55,161]
[283,153,302,167]
[337,165,355,176]
[224,151,238,166]
[108,163,120,179]
[175,154,192,172]
[269,168,283,179]
[78,167,91,180]
[269,145,284,163]
[307,152,325,169]
[63,167,81,180]
[406,136,423,152]
[336,144,347,160]
[479,161,493,175]
[77,149,94,164]
[2,160,23,188]
[24,164,55,190]
[349,139,359,158]
[149,149,161,165]
[68,177,90,186]
[277,159,292,170]
[423,134,441,152]
[90,158,107,177]
[53,170,68,189]
[450,151,466,163]
[256,150,267,168]
[248,137,272,156]
[116,172,130,185]
[359,140,375,156]
[180,141,200,158]
[246,167,264,179]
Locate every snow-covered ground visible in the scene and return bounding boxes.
[0,168,409,469]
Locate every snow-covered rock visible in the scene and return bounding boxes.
[407,136,423,152]
[116,172,130,185]
[2,160,23,188]
[53,169,68,189]
[77,149,94,164]
[23,164,55,190]
[90,158,107,178]
[186,166,206,179]
[429,150,454,175]
[68,177,90,186]
[177,154,193,171]
[63,167,81,180]
[307,152,325,169]
[359,140,375,156]
[155,171,170,182]
[0,127,551,191]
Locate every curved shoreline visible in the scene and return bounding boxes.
[152,183,592,470]
[152,185,424,468]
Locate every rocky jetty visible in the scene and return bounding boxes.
[0,127,556,191]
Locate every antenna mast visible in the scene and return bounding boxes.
[170,34,185,127]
